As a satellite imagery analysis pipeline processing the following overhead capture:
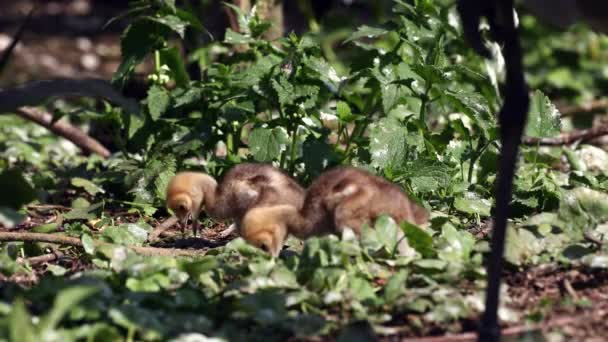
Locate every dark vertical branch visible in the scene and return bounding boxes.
[479,2,529,340]
[457,1,530,341]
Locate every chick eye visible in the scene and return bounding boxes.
[178,204,187,211]
[259,244,269,252]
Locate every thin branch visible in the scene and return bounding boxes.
[522,125,608,146]
[148,216,179,242]
[0,232,207,257]
[15,107,111,158]
[17,251,63,265]
[0,78,139,114]
[559,98,608,117]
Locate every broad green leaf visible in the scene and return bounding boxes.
[454,193,491,217]
[224,29,254,44]
[154,155,176,200]
[345,25,389,43]
[374,215,400,252]
[71,177,105,196]
[63,202,103,220]
[383,270,408,302]
[39,286,98,332]
[0,206,24,229]
[402,221,434,258]
[147,85,170,120]
[505,227,544,266]
[271,75,296,107]
[302,137,337,178]
[113,20,168,85]
[103,223,150,246]
[525,90,561,138]
[248,127,289,162]
[148,15,188,38]
[369,117,407,169]
[437,224,475,263]
[10,299,36,342]
[81,233,96,255]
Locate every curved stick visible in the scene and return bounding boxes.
[16,107,111,158]
[0,78,139,114]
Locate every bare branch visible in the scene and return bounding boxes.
[15,107,111,158]
[560,98,608,117]
[17,251,63,265]
[0,78,139,114]
[148,216,179,242]
[0,232,208,257]
[523,125,608,146]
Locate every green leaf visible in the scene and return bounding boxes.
[369,117,407,169]
[154,155,176,200]
[374,215,400,252]
[10,299,36,342]
[39,286,98,332]
[63,202,103,220]
[147,85,170,120]
[0,169,36,209]
[336,101,357,123]
[345,25,389,43]
[103,223,151,246]
[113,20,168,85]
[71,177,105,196]
[525,90,561,138]
[271,75,296,107]
[383,270,408,302]
[0,206,24,229]
[302,137,337,178]
[402,221,434,258]
[148,15,188,38]
[224,28,254,44]
[248,127,289,162]
[81,233,96,255]
[454,193,491,217]
[437,224,475,263]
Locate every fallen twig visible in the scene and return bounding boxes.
[560,98,608,117]
[0,232,207,257]
[0,78,139,114]
[17,250,63,265]
[27,204,71,211]
[523,125,608,146]
[148,216,179,242]
[15,107,111,158]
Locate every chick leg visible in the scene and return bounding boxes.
[191,212,201,237]
[457,1,529,340]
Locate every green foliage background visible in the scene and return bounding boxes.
[2,0,608,340]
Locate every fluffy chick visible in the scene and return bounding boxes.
[240,166,428,256]
[166,163,305,237]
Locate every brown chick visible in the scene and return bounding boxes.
[166,163,305,237]
[240,166,428,256]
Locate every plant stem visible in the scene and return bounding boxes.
[154,50,161,73]
[288,123,299,173]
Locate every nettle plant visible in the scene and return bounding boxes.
[106,0,514,215]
